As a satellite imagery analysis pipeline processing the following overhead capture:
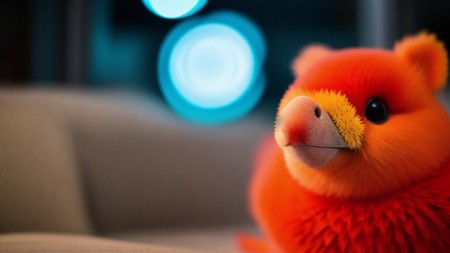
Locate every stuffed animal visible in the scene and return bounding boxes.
[239,33,450,253]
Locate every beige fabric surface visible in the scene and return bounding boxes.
[0,105,92,234]
[0,233,198,253]
[0,89,272,234]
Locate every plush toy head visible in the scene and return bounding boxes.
[275,33,450,199]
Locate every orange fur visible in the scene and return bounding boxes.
[291,45,331,77]
[277,47,450,198]
[241,33,450,253]
[395,32,448,91]
[250,142,450,253]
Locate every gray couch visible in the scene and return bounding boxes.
[0,89,272,252]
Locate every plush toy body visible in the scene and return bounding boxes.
[239,33,450,253]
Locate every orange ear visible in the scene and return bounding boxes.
[291,44,332,77]
[394,32,448,92]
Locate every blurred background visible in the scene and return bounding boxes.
[1,0,450,252]
[1,0,449,122]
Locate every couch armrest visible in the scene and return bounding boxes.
[0,106,92,234]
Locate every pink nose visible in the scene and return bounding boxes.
[275,96,322,147]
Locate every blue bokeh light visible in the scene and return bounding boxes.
[158,11,266,124]
[142,0,208,19]
[169,23,254,108]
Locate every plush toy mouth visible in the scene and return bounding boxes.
[286,144,348,168]
[292,144,349,150]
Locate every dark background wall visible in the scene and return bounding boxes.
[1,0,449,109]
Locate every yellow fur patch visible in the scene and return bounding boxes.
[304,90,365,149]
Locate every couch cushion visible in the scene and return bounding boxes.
[0,89,272,233]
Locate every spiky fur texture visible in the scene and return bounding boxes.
[246,140,450,253]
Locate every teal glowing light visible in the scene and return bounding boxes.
[142,0,208,19]
[169,24,253,108]
[158,11,266,124]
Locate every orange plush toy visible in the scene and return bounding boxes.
[239,33,450,253]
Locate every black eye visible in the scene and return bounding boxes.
[365,97,389,124]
